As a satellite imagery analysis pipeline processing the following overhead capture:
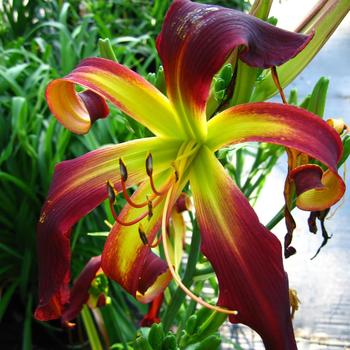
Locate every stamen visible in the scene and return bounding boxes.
[106,182,163,227]
[138,224,149,245]
[146,154,177,196]
[271,66,287,104]
[161,187,238,316]
[174,167,179,182]
[147,196,153,219]
[106,181,117,204]
[146,153,153,177]
[120,174,149,208]
[119,158,128,182]
[119,158,150,208]
[109,198,149,226]
[148,233,162,248]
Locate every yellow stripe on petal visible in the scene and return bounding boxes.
[207,102,345,213]
[207,102,342,171]
[46,58,184,137]
[189,146,297,348]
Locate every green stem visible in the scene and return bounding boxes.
[81,305,103,350]
[162,212,201,332]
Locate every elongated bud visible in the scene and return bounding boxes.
[185,315,198,335]
[134,335,153,350]
[146,153,153,177]
[106,181,116,203]
[161,334,177,350]
[148,323,164,350]
[196,335,221,350]
[98,38,118,62]
[119,158,128,182]
[138,224,149,245]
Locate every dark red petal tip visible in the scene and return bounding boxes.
[79,90,109,124]
[157,0,312,115]
[62,256,102,324]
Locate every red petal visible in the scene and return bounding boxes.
[289,164,324,196]
[79,90,109,124]
[34,138,179,321]
[190,147,296,349]
[46,58,183,136]
[61,256,101,324]
[157,0,312,139]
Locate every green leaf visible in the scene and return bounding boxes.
[0,282,19,322]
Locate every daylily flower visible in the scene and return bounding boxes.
[35,0,345,348]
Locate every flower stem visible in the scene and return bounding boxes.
[81,305,103,350]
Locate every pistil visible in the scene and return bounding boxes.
[161,185,238,316]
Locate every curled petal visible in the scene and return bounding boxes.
[207,102,345,210]
[62,256,101,325]
[289,165,345,211]
[157,0,311,140]
[78,90,109,124]
[34,138,180,321]
[190,147,296,349]
[46,58,184,137]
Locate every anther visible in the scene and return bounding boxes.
[119,157,149,208]
[146,153,153,177]
[119,158,128,182]
[106,180,117,204]
[174,167,179,182]
[147,197,153,219]
[138,224,149,245]
[121,179,149,208]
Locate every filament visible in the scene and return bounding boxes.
[121,178,150,208]
[161,187,238,316]
[271,66,287,104]
[148,233,162,248]
[109,200,148,226]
